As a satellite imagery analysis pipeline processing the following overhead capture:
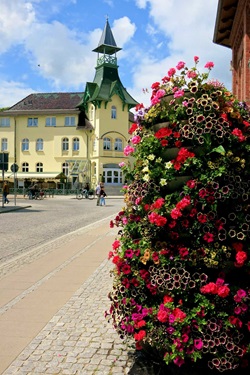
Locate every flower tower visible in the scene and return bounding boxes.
[107,57,250,374]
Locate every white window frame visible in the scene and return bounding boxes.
[0,118,10,127]
[36,138,44,151]
[1,138,8,151]
[62,137,69,151]
[114,138,122,151]
[64,116,75,126]
[103,137,111,150]
[111,106,117,119]
[22,162,29,172]
[73,137,80,151]
[46,117,56,127]
[28,118,38,127]
[36,162,43,172]
[62,162,69,176]
[22,138,29,151]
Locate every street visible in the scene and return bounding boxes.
[0,195,124,270]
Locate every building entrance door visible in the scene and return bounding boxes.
[103,168,123,184]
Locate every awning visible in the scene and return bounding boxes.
[3,172,60,179]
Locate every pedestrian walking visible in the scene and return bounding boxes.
[2,181,10,204]
[99,187,107,206]
[95,182,101,206]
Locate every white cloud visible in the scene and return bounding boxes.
[135,0,148,9]
[0,0,36,53]
[0,0,233,109]
[129,0,232,107]
[112,17,136,47]
[24,21,97,89]
[0,81,36,108]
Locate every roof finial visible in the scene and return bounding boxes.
[106,14,109,21]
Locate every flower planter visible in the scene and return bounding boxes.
[152,122,170,131]
[166,175,192,192]
[108,58,250,374]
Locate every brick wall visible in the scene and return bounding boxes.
[232,1,250,104]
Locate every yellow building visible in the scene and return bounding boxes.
[0,20,137,192]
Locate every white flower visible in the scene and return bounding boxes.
[156,157,162,163]
[143,174,150,181]
[148,154,155,160]
[160,178,167,186]
[142,166,149,173]
[165,161,173,169]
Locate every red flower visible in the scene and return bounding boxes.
[161,139,168,146]
[155,127,172,139]
[235,251,247,267]
[197,213,207,223]
[122,264,131,275]
[217,285,230,298]
[176,196,191,210]
[203,232,214,243]
[134,330,146,341]
[204,61,214,69]
[134,320,146,329]
[135,103,144,111]
[168,67,176,77]
[128,122,139,134]
[173,307,186,322]
[150,197,165,210]
[148,212,167,226]
[200,282,218,294]
[157,309,169,323]
[170,208,182,219]
[112,240,120,250]
[232,128,246,142]
[163,295,174,304]
[179,247,189,259]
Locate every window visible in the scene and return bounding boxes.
[65,116,75,126]
[114,138,122,151]
[0,118,10,127]
[36,138,43,151]
[36,162,43,172]
[28,118,38,127]
[46,117,56,126]
[22,162,29,172]
[93,138,97,152]
[103,137,111,150]
[73,137,79,151]
[1,138,8,151]
[62,137,69,151]
[111,106,117,119]
[22,138,29,151]
[90,106,94,120]
[62,162,69,176]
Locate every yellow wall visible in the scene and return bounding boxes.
[0,93,133,187]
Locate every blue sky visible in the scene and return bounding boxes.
[0,0,232,108]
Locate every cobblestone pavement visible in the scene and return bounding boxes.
[3,259,135,375]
